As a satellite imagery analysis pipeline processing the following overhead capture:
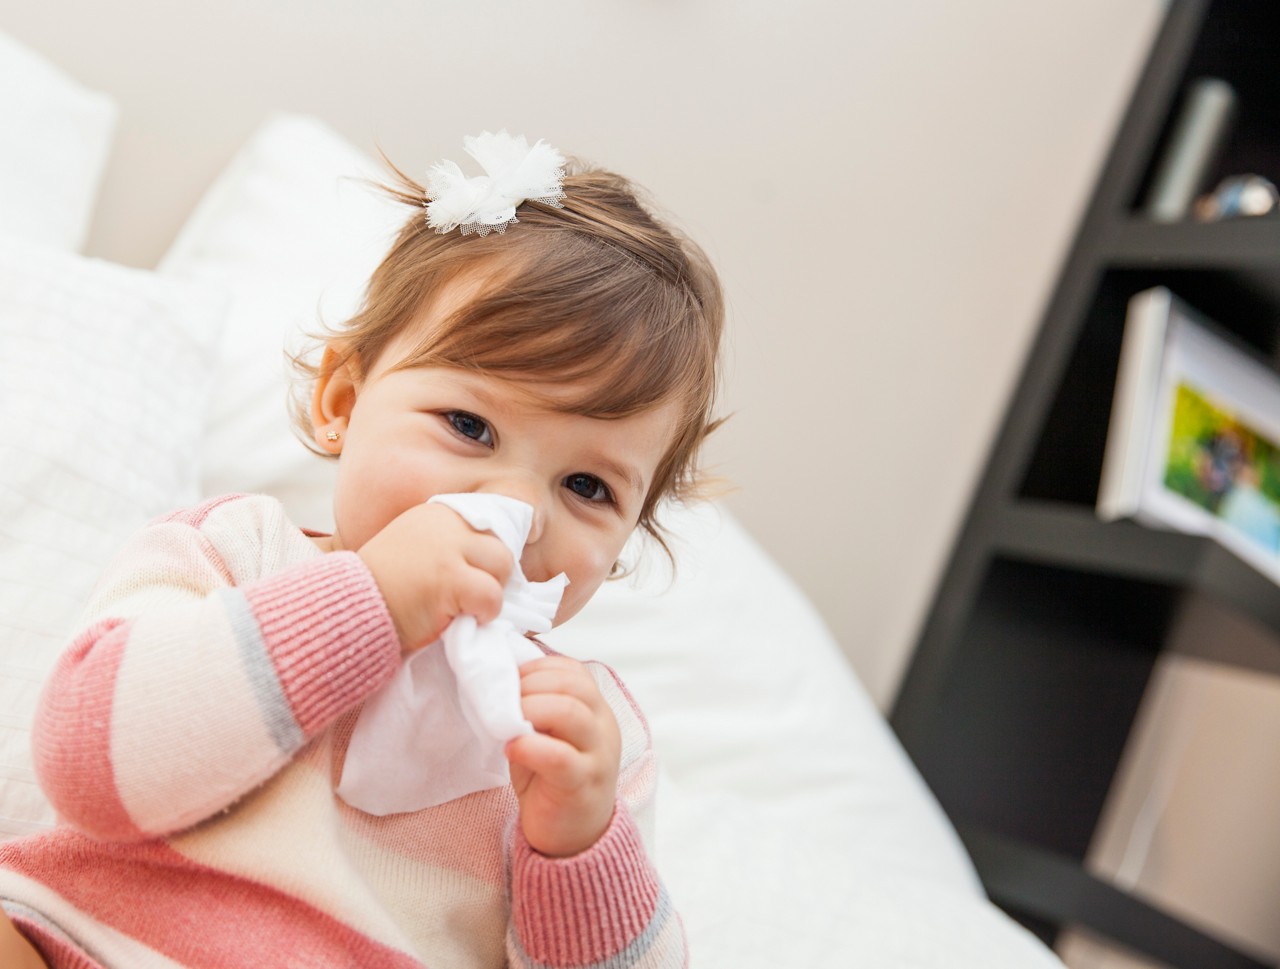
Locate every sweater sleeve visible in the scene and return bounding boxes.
[31,496,401,841]
[505,661,687,968]
[506,805,686,968]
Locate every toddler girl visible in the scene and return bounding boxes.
[0,132,723,969]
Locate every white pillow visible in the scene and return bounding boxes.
[0,31,117,251]
[159,113,405,530]
[0,236,226,838]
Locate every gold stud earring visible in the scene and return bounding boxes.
[325,430,340,442]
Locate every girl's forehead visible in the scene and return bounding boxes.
[364,250,702,424]
[399,270,503,343]
[373,264,523,360]
[385,356,677,423]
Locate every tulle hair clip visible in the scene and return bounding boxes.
[424,130,566,236]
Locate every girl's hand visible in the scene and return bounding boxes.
[356,503,514,655]
[506,655,622,858]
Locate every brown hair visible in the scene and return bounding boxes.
[292,156,725,553]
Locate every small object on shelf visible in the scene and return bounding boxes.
[1193,174,1280,220]
[1098,287,1280,581]
[1142,77,1237,223]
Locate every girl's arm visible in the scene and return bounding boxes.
[33,495,401,841]
[504,660,687,968]
[506,804,686,968]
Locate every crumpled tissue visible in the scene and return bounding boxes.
[336,493,568,815]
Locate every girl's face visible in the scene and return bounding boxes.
[311,288,679,626]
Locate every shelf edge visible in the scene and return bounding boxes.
[1102,218,1280,265]
[962,826,1272,969]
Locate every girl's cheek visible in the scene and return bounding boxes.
[560,559,611,619]
[574,544,615,587]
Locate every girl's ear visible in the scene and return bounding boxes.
[311,344,361,454]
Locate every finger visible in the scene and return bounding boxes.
[517,654,560,674]
[518,657,600,699]
[461,533,515,586]
[506,731,587,788]
[419,503,514,584]
[520,692,599,751]
[450,567,506,625]
[519,675,608,726]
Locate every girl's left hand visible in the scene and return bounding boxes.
[505,655,621,858]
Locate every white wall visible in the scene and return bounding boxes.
[6,0,1165,707]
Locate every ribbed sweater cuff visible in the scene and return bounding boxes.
[511,804,662,965]
[242,551,400,735]
[8,911,102,969]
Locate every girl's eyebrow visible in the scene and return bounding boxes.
[444,372,541,412]
[596,456,644,497]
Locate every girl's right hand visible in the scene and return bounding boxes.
[356,503,514,655]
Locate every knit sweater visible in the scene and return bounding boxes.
[0,494,685,969]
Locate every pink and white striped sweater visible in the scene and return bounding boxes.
[0,494,685,969]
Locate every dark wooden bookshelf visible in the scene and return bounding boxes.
[890,1,1280,966]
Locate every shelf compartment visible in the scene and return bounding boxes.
[963,826,1272,969]
[994,501,1280,667]
[1171,0,1280,193]
[1128,0,1280,217]
[906,554,1172,861]
[1018,268,1280,508]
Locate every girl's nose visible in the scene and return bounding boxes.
[524,503,545,545]
[477,480,546,544]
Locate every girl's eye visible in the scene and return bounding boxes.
[564,473,613,504]
[446,411,492,446]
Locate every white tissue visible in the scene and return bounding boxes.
[336,493,568,815]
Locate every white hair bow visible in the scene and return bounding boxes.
[424,131,566,236]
